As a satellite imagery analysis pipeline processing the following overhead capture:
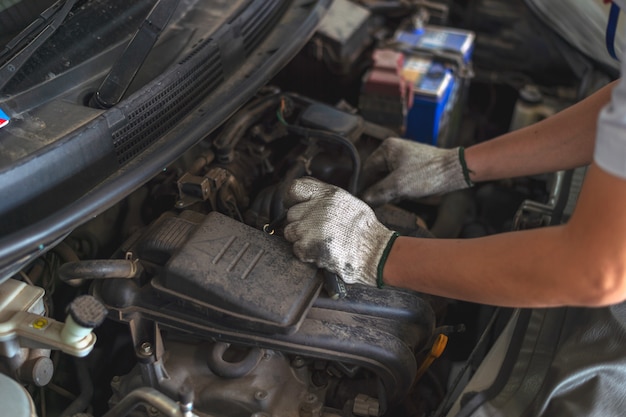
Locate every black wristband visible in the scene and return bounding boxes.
[376,232,400,288]
[458,147,474,187]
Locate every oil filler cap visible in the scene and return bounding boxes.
[67,295,108,328]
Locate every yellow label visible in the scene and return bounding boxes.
[31,318,49,330]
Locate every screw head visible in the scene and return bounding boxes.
[138,342,153,356]
[254,390,268,401]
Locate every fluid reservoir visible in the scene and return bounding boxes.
[510,85,555,131]
[0,373,37,417]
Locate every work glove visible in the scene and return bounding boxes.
[284,177,398,287]
[361,137,473,207]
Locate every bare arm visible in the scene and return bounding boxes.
[465,81,616,182]
[383,162,626,307]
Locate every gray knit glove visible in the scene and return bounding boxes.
[361,137,472,206]
[284,177,398,287]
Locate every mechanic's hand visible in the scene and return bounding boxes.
[361,137,471,206]
[284,177,398,287]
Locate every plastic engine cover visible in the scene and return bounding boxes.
[153,211,322,334]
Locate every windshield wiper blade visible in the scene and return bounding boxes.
[0,0,78,92]
[90,0,180,109]
[0,0,67,63]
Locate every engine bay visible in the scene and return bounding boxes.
[0,1,618,416]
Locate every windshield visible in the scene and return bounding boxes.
[1,0,155,94]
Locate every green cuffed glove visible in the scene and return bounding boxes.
[361,137,473,206]
[284,177,398,287]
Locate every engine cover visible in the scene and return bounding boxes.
[153,211,322,334]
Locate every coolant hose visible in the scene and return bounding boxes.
[59,358,93,417]
[58,260,142,283]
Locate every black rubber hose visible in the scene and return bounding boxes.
[270,155,310,224]
[206,342,264,379]
[58,259,141,282]
[51,241,80,263]
[51,241,83,286]
[59,358,93,417]
[286,125,361,194]
[247,185,275,227]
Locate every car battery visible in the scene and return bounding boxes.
[403,58,454,144]
[395,26,475,64]
[396,26,475,145]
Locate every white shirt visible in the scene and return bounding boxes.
[595,2,626,179]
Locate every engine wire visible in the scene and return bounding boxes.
[276,97,289,126]
[276,97,361,194]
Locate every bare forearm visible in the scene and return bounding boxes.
[383,164,626,308]
[384,228,578,307]
[465,81,616,182]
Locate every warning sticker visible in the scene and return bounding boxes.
[0,108,9,128]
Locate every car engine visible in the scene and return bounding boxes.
[0,1,618,416]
